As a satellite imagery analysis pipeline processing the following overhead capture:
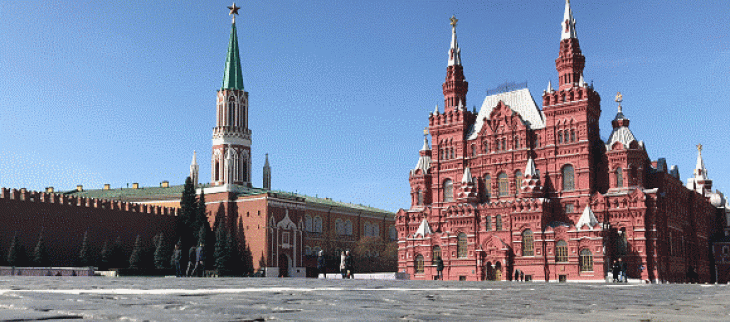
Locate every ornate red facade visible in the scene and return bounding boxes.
[397,3,727,282]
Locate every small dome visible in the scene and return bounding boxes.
[710,192,725,208]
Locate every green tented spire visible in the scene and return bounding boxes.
[221,21,244,91]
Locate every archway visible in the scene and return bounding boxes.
[278,253,290,277]
[495,261,503,281]
[485,261,494,281]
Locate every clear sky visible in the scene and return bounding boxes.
[1,1,728,212]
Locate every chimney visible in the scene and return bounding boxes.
[161,181,170,188]
[76,185,83,192]
[103,184,111,190]
[46,187,54,193]
[132,183,139,189]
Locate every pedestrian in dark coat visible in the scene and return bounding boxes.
[619,258,628,283]
[186,246,196,277]
[435,256,444,280]
[316,250,326,278]
[345,250,354,279]
[171,243,182,277]
[611,260,620,283]
[193,242,206,277]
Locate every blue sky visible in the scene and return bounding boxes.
[1,1,728,212]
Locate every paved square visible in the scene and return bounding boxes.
[1,277,729,321]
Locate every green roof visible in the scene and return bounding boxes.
[220,22,244,91]
[65,184,393,216]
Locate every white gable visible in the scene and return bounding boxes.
[467,88,545,140]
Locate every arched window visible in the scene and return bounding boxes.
[522,230,534,256]
[363,223,371,237]
[570,129,576,142]
[432,246,441,262]
[389,226,397,241]
[579,249,593,271]
[345,220,353,235]
[415,254,424,274]
[484,141,489,153]
[485,215,491,231]
[534,134,540,148]
[495,215,502,231]
[562,165,575,191]
[498,173,509,196]
[372,224,379,237]
[496,140,501,151]
[515,171,523,189]
[443,179,453,202]
[484,174,492,200]
[457,233,467,258]
[616,167,624,188]
[514,135,520,149]
[440,149,444,160]
[558,131,563,144]
[451,148,455,159]
[502,138,507,150]
[417,189,423,205]
[314,216,323,233]
[556,240,568,262]
[471,144,476,157]
[305,215,313,232]
[335,219,343,235]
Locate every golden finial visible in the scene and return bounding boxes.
[423,127,429,136]
[450,15,458,29]
[697,143,702,152]
[615,91,623,113]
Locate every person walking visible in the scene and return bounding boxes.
[186,245,196,277]
[172,243,182,277]
[345,250,354,279]
[611,260,620,283]
[316,250,326,279]
[619,258,628,283]
[193,242,206,277]
[435,256,444,280]
[339,251,346,279]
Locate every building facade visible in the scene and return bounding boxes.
[397,2,728,282]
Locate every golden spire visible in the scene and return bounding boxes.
[450,15,458,29]
[697,143,703,152]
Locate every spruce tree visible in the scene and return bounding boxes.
[100,240,110,269]
[33,229,49,267]
[128,235,143,269]
[78,231,90,266]
[153,232,169,269]
[111,236,124,268]
[7,233,21,267]
[195,189,208,239]
[238,225,253,276]
[214,221,230,276]
[179,177,197,246]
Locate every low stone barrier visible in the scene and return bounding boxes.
[0,266,95,276]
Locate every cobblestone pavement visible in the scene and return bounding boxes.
[0,277,729,321]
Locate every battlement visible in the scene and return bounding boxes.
[0,187,178,216]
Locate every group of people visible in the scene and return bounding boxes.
[171,242,206,277]
[611,258,628,283]
[315,250,355,279]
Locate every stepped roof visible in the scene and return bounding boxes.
[467,88,545,140]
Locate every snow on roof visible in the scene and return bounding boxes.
[605,126,643,150]
[414,218,432,238]
[467,88,545,140]
[576,205,599,230]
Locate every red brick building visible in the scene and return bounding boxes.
[397,2,728,282]
[1,7,394,275]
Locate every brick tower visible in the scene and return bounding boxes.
[211,4,252,188]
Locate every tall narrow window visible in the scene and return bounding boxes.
[514,135,520,149]
[484,141,489,153]
[417,190,424,205]
[558,131,563,144]
[443,179,453,202]
[432,246,441,262]
[498,173,509,196]
[485,215,491,231]
[616,167,623,188]
[562,165,575,191]
[534,134,540,148]
[502,139,507,150]
[522,230,534,256]
[556,240,568,262]
[415,254,424,274]
[515,171,523,189]
[495,215,502,231]
[471,144,476,157]
[570,129,576,142]
[484,175,492,200]
[579,249,593,271]
[457,233,467,258]
[496,140,501,151]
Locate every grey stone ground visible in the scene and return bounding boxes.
[0,277,728,322]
